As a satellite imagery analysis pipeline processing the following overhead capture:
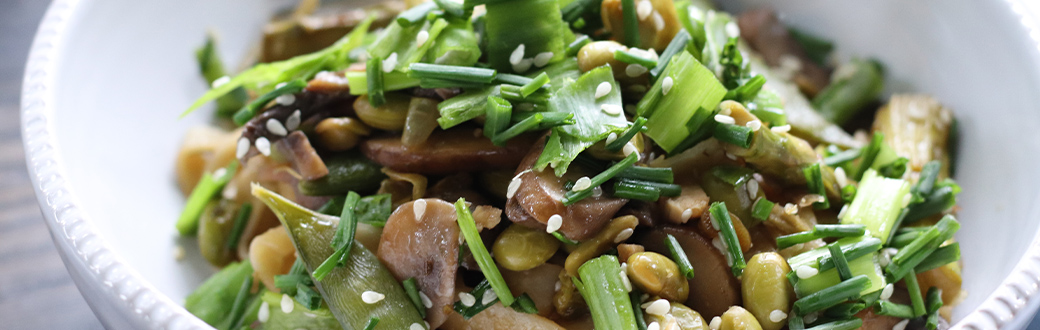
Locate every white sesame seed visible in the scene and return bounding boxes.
[266,119,288,136]
[507,170,528,199]
[709,316,722,330]
[213,168,228,180]
[410,323,425,330]
[614,228,634,243]
[304,312,317,318]
[573,176,593,191]
[747,179,760,197]
[725,21,740,38]
[275,93,296,106]
[510,44,526,65]
[416,30,430,47]
[725,152,737,160]
[637,0,653,20]
[236,137,251,159]
[648,48,659,59]
[622,143,640,160]
[796,265,819,279]
[512,58,533,73]
[601,104,623,116]
[606,132,619,145]
[893,319,910,330]
[362,291,385,304]
[626,64,648,77]
[837,204,849,219]
[835,167,848,187]
[382,53,398,73]
[769,309,788,322]
[413,199,427,221]
[714,114,736,125]
[784,203,798,215]
[746,120,762,131]
[619,269,633,292]
[879,250,892,267]
[255,137,272,157]
[771,125,791,133]
[286,110,302,131]
[719,104,732,115]
[419,291,433,308]
[173,245,185,261]
[681,208,693,221]
[804,312,819,324]
[881,283,895,300]
[595,82,612,98]
[281,294,294,313]
[645,299,671,316]
[482,289,498,305]
[662,77,674,95]
[647,322,661,330]
[652,11,665,31]
[555,281,562,292]
[258,301,270,322]
[546,214,563,233]
[534,52,554,67]
[212,76,231,88]
[275,82,288,89]
[459,292,476,307]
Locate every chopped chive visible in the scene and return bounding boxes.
[396,1,437,26]
[552,231,580,245]
[802,163,831,209]
[631,291,649,330]
[495,73,534,86]
[889,231,919,248]
[455,198,515,306]
[312,192,361,281]
[567,35,592,57]
[418,77,487,89]
[651,29,691,78]
[816,237,882,272]
[823,148,861,167]
[905,272,926,317]
[887,215,959,280]
[748,104,787,126]
[606,117,648,152]
[614,50,658,69]
[531,112,576,130]
[926,287,943,330]
[224,274,255,330]
[521,72,551,97]
[225,203,253,249]
[362,317,381,330]
[725,75,767,103]
[824,302,866,319]
[294,283,322,310]
[577,255,640,329]
[273,274,309,294]
[904,185,957,224]
[563,153,639,205]
[491,113,542,146]
[409,63,497,83]
[176,161,238,236]
[751,197,775,221]
[878,157,909,179]
[612,180,661,201]
[483,95,513,139]
[793,275,869,315]
[620,0,640,47]
[852,132,884,180]
[713,123,753,148]
[915,243,960,273]
[402,278,427,318]
[572,17,587,29]
[776,224,868,250]
[366,57,386,107]
[912,160,942,203]
[827,243,853,281]
[500,85,550,104]
[665,234,695,279]
[776,232,818,250]
[709,202,746,277]
[840,185,857,203]
[233,79,306,125]
[875,301,916,318]
[617,166,673,184]
[617,179,680,197]
[511,293,539,314]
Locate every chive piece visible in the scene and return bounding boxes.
[614,50,658,69]
[495,73,534,86]
[665,234,695,279]
[709,202,746,277]
[651,29,691,78]
[511,294,539,314]
[273,274,309,294]
[563,153,639,205]
[576,255,640,330]
[713,123,753,148]
[886,215,960,280]
[751,197,775,221]
[409,63,497,83]
[776,232,818,250]
[552,231,580,245]
[776,224,868,250]
[878,157,909,179]
[631,291,649,330]
[612,180,661,201]
[827,243,853,281]
[530,112,577,130]
[875,301,916,318]
[402,278,427,318]
[620,0,640,47]
[915,243,960,273]
[224,274,254,330]
[491,113,542,146]
[617,179,681,197]
[356,193,393,227]
[889,231,919,248]
[824,302,866,319]
[366,57,386,107]
[362,317,380,330]
[725,75,767,103]
[816,237,882,272]
[397,1,437,26]
[232,79,307,126]
[567,35,592,57]
[802,163,830,209]
[926,287,943,330]
[912,160,942,203]
[294,283,322,310]
[792,275,869,315]
[455,198,515,306]
[905,272,926,317]
[823,148,861,167]
[483,95,513,139]
[606,117,648,152]
[805,319,863,330]
[521,72,551,97]
[225,203,253,249]
[500,85,551,104]
[176,161,238,236]
[617,166,673,184]
[904,185,957,224]
[853,132,884,180]
[840,185,857,203]
[312,192,360,281]
[418,77,486,89]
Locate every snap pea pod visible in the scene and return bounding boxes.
[726,128,841,201]
[298,152,386,196]
[252,185,424,330]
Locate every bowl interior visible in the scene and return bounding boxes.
[43,0,1040,327]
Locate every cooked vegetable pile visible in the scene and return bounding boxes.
[175,0,964,329]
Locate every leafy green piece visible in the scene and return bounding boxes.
[368,18,450,71]
[636,51,727,153]
[437,85,501,129]
[483,0,569,73]
[428,19,482,66]
[195,34,247,117]
[840,169,910,244]
[185,261,254,327]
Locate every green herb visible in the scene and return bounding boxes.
[177,161,238,236]
[396,2,437,26]
[553,231,580,245]
[453,279,499,319]
[194,34,247,117]
[438,86,500,129]
[841,185,857,203]
[456,198,515,306]
[787,236,886,297]
[886,215,959,281]
[363,317,381,330]
[409,63,497,84]
[789,310,805,330]
[483,95,513,140]
[824,302,866,319]
[366,57,386,107]
[369,18,449,70]
[356,194,393,227]
[402,278,427,318]
[802,163,830,209]
[711,166,753,186]
[666,234,695,279]
[792,275,869,315]
[713,123,753,148]
[224,273,255,330]
[874,301,915,318]
[812,59,884,126]
[637,51,726,153]
[495,73,534,86]
[776,225,866,250]
[852,132,884,180]
[232,79,307,125]
[434,0,468,18]
[312,192,360,281]
[914,242,960,273]
[709,202,746,277]
[904,272,926,317]
[827,243,853,281]
[606,117,648,152]
[631,291,648,330]
[614,49,657,68]
[650,29,692,78]
[483,0,568,72]
[500,84,551,104]
[521,72,552,97]
[751,197,775,221]
[566,35,592,57]
[816,237,882,273]
[491,112,543,146]
[823,148,861,168]
[561,0,600,23]
[346,70,422,95]
[719,37,747,89]
[878,157,909,179]
[511,294,539,314]
[904,184,958,224]
[747,100,787,126]
[575,255,639,330]
[617,165,673,184]
[612,180,661,201]
[620,0,640,47]
[926,287,943,330]
[225,203,253,249]
[185,261,254,326]
[911,160,942,203]
[616,179,681,197]
[294,283,323,310]
[562,153,638,205]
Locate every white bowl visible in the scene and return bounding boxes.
[21,0,1040,329]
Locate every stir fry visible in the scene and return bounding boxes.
[175,1,963,329]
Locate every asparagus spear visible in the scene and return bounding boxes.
[871,94,955,182]
[725,128,842,201]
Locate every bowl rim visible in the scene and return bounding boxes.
[18,0,1040,329]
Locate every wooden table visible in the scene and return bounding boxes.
[0,0,104,328]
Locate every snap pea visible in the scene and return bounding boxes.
[298,153,386,196]
[197,199,239,267]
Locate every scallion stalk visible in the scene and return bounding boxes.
[803,163,830,209]
[396,2,437,26]
[491,113,542,146]
[666,234,695,279]
[612,180,661,201]
[815,237,882,273]
[839,169,911,244]
[631,291,648,330]
[455,198,515,306]
[553,231,580,245]
[620,0,640,47]
[402,278,427,318]
[792,275,869,315]
[312,192,360,281]
[606,117,648,152]
[713,123,753,148]
[617,179,681,197]
[362,317,380,330]
[912,160,942,203]
[852,132,884,180]
[905,272,926,317]
[563,153,639,205]
[614,50,658,69]
[409,63,497,83]
[176,161,238,236]
[751,198,775,221]
[223,274,255,330]
[776,225,867,250]
[483,95,512,140]
[824,302,866,319]
[651,29,692,78]
[709,202,746,277]
[827,243,853,281]
[874,301,915,318]
[617,165,673,184]
[886,215,959,280]
[576,255,639,330]
[366,57,386,107]
[495,73,534,86]
[567,35,592,56]
[914,243,960,273]
[926,287,943,330]
[521,72,551,97]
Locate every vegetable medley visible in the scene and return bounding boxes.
[175,0,963,329]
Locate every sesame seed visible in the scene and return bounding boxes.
[718,103,733,115]
[784,203,798,215]
[512,58,533,73]
[534,52,554,67]
[622,142,640,159]
[746,120,762,131]
[275,82,288,89]
[304,312,317,318]
[681,208,693,221]
[662,77,674,95]
[212,76,231,88]
[647,322,661,330]
[507,170,528,199]
[645,299,670,316]
[769,309,788,322]
[382,53,398,73]
[626,64,648,77]
[275,93,296,106]
[725,21,740,38]
[510,44,526,65]
[458,292,476,307]
[266,119,288,136]
[796,265,819,279]
[236,137,251,159]
[601,104,623,116]
[213,168,228,180]
[173,245,185,261]
[725,152,737,160]
[648,48,659,59]
[747,179,759,197]
[879,250,892,267]
[714,114,736,125]
[804,312,819,324]
[482,289,498,305]
[255,137,272,156]
[413,199,427,221]
[286,110,302,131]
[709,316,721,330]
[410,323,425,330]
[606,132,619,145]
[614,228,634,243]
[555,281,562,292]
[595,82,612,98]
[362,291,385,304]
[619,270,633,292]
[637,0,653,20]
[837,204,849,219]
[652,12,665,31]
[258,301,270,322]
[881,283,895,300]
[893,319,909,330]
[419,291,432,308]
[281,294,294,313]
[835,167,848,187]
[573,176,593,191]
[771,125,791,133]
[546,214,563,233]
[416,30,430,47]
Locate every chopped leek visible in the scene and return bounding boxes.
[637,51,727,153]
[839,169,911,244]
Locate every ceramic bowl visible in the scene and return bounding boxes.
[22,0,1040,328]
